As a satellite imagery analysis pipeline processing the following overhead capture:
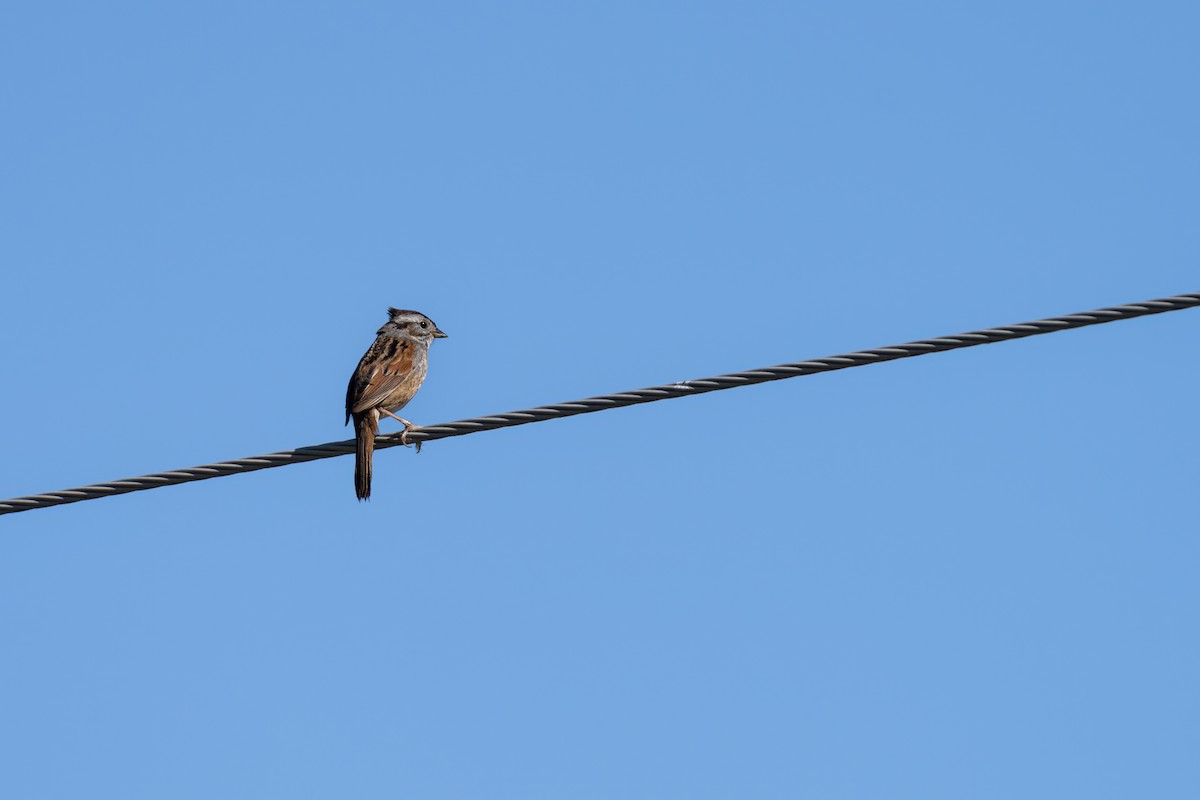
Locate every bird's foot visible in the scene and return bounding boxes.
[380,409,421,453]
[400,422,422,453]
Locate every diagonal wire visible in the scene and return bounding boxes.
[2,292,1197,517]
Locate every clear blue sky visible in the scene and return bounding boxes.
[3,2,1198,797]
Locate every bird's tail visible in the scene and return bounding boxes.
[353,410,378,501]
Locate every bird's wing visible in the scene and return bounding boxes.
[345,336,417,419]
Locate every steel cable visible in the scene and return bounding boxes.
[3,291,1197,516]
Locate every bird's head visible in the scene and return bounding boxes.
[379,308,448,343]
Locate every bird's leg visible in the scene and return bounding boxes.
[379,409,420,451]
[378,409,412,427]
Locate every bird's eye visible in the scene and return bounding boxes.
[419,321,428,329]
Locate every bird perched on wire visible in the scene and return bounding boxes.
[345,308,448,500]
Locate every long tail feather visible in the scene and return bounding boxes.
[353,410,378,500]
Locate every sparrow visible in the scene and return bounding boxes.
[345,308,447,500]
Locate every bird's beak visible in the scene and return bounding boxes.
[434,328,448,338]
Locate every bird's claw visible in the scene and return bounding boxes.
[400,424,421,454]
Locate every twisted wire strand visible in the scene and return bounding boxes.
[3,292,1197,517]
